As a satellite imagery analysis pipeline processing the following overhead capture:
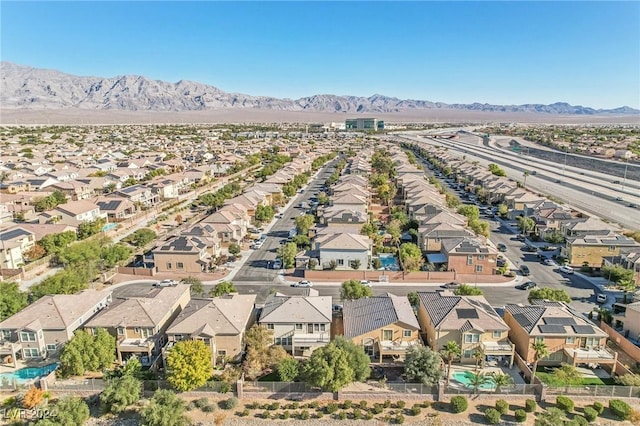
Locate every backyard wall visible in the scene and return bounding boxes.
[600,321,640,362]
[303,269,511,284]
[116,266,156,277]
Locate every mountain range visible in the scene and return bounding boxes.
[1,62,638,115]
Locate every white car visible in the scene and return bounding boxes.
[360,280,372,287]
[559,265,574,274]
[153,279,177,287]
[543,258,557,266]
[292,280,313,288]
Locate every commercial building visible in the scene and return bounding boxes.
[345,118,384,132]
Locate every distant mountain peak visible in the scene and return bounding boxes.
[1,62,638,115]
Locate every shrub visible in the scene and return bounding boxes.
[396,400,406,409]
[220,397,238,410]
[485,407,501,424]
[372,403,384,414]
[514,409,527,422]
[353,408,362,419]
[300,410,310,420]
[342,400,352,409]
[609,399,632,420]
[239,409,249,417]
[423,400,431,409]
[186,401,196,411]
[525,399,537,413]
[592,401,604,414]
[22,386,45,409]
[194,397,209,408]
[326,402,338,414]
[269,402,280,411]
[280,410,289,419]
[338,411,347,420]
[570,415,589,426]
[365,412,374,420]
[410,404,421,416]
[202,404,216,413]
[219,381,231,394]
[261,411,270,419]
[450,396,468,413]
[583,406,598,422]
[495,399,509,415]
[384,399,391,408]
[359,400,367,409]
[557,395,575,413]
[307,401,318,409]
[396,414,405,424]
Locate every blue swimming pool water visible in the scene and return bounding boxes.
[102,222,117,232]
[452,371,496,390]
[379,254,399,269]
[0,363,59,384]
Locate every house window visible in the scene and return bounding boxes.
[467,255,473,265]
[46,344,57,351]
[586,337,598,347]
[337,259,344,266]
[403,330,412,338]
[23,348,39,358]
[134,328,140,334]
[176,262,184,269]
[382,330,393,341]
[141,328,153,338]
[20,332,36,342]
[475,265,483,273]
[534,337,544,344]
[117,327,125,335]
[492,331,501,339]
[295,324,303,330]
[566,337,576,344]
[217,350,226,356]
[266,324,274,330]
[166,262,172,269]
[1,330,11,340]
[478,255,485,260]
[202,338,210,345]
[464,333,480,343]
[463,349,474,358]
[608,246,615,252]
[313,324,326,332]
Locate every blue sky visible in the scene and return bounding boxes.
[2,1,639,109]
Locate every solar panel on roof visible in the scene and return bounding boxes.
[513,313,533,327]
[543,317,576,325]
[456,308,479,319]
[572,325,595,334]
[0,228,30,241]
[538,324,566,334]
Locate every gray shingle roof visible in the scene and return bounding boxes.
[343,294,419,339]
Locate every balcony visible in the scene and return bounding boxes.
[379,340,421,354]
[482,341,515,355]
[0,340,22,356]
[564,346,617,365]
[292,333,330,345]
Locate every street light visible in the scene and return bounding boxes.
[621,160,629,193]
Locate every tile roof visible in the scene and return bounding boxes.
[259,293,331,324]
[343,294,419,339]
[505,303,608,337]
[417,291,508,332]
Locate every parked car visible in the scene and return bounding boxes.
[596,293,608,304]
[292,280,313,288]
[271,259,282,269]
[497,243,508,252]
[515,234,526,241]
[275,213,284,219]
[360,280,372,287]
[441,281,461,289]
[558,265,574,274]
[516,281,537,290]
[543,258,557,266]
[496,258,507,267]
[519,265,531,276]
[153,279,177,287]
[521,245,537,252]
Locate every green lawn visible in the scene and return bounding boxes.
[535,370,616,386]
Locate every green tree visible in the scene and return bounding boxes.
[277,242,298,269]
[100,374,141,414]
[489,372,514,393]
[517,216,536,234]
[399,243,424,271]
[498,204,509,217]
[140,389,188,426]
[255,205,275,223]
[45,396,90,426]
[332,336,371,382]
[467,372,492,394]
[454,284,484,296]
[228,242,241,256]
[407,292,419,308]
[0,282,28,321]
[551,363,582,386]
[350,259,361,270]
[472,347,485,371]
[166,340,213,392]
[457,205,480,220]
[209,281,237,297]
[276,357,299,382]
[440,341,461,384]
[123,228,157,247]
[294,214,315,235]
[302,343,353,392]
[181,276,204,296]
[602,264,634,284]
[40,231,77,255]
[77,218,106,239]
[445,192,461,208]
[59,329,115,376]
[530,341,549,384]
[404,345,443,385]
[522,171,530,189]
[534,407,566,426]
[340,279,373,301]
[528,287,571,304]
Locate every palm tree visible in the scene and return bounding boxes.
[467,372,491,394]
[472,347,485,372]
[523,171,530,189]
[489,372,513,393]
[530,341,549,384]
[440,341,461,384]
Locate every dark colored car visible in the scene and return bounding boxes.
[519,264,531,276]
[521,245,537,252]
[497,243,508,252]
[516,281,537,290]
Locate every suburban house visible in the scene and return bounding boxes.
[94,196,137,222]
[115,185,158,208]
[182,224,222,259]
[602,249,640,285]
[315,232,372,270]
[165,293,257,366]
[503,301,616,368]
[258,290,332,357]
[49,180,95,201]
[84,284,191,367]
[613,301,640,344]
[417,291,514,366]
[441,237,499,276]
[0,227,36,269]
[153,235,212,273]
[201,207,250,243]
[341,293,421,363]
[0,290,112,366]
[562,233,640,268]
[52,200,107,226]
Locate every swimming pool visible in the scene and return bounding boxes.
[0,363,59,385]
[378,254,399,270]
[452,371,496,390]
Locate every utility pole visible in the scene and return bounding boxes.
[621,160,629,193]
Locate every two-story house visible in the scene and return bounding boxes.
[0,290,112,366]
[152,236,212,273]
[341,293,421,363]
[315,232,372,271]
[562,234,640,268]
[417,290,514,366]
[0,227,36,269]
[258,289,332,357]
[165,294,257,366]
[52,200,107,226]
[84,284,190,367]
[441,237,499,276]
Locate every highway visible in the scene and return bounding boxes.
[395,131,640,230]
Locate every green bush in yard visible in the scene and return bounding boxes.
[194,397,209,408]
[609,399,632,420]
[568,415,589,426]
[592,401,604,414]
[514,409,527,422]
[450,396,468,413]
[556,395,575,413]
[325,402,338,414]
[220,397,238,410]
[495,399,509,415]
[396,400,406,409]
[525,398,537,412]
[583,406,598,422]
[484,407,501,424]
[410,404,421,416]
[395,414,405,424]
